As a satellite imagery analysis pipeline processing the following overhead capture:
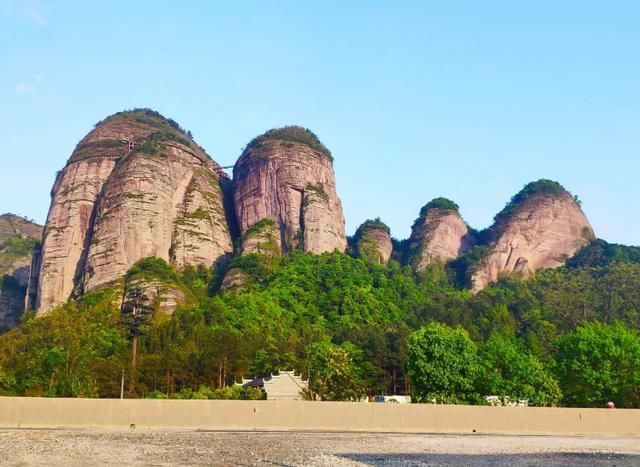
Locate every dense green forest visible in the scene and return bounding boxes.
[0,240,639,407]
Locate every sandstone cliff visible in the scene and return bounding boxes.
[0,214,42,329]
[233,127,347,255]
[407,198,475,270]
[354,219,393,264]
[36,109,233,314]
[470,180,595,292]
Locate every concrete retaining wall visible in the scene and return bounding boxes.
[0,397,638,435]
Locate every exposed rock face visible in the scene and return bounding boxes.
[0,276,25,330]
[471,181,595,292]
[36,109,233,314]
[220,268,250,291]
[233,127,347,255]
[0,214,42,329]
[408,199,475,270]
[355,219,393,264]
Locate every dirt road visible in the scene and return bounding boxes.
[0,430,639,466]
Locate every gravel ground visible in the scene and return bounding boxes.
[0,430,639,466]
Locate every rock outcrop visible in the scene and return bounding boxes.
[354,219,393,264]
[233,127,347,255]
[0,214,42,245]
[36,109,233,314]
[0,214,42,283]
[0,214,42,329]
[471,180,595,292]
[220,218,282,291]
[122,257,194,316]
[407,198,475,270]
[241,219,281,257]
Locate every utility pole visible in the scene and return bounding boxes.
[120,369,125,399]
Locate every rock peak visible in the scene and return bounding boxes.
[417,197,460,218]
[408,199,474,270]
[233,127,346,255]
[242,126,333,161]
[492,179,572,227]
[70,108,208,165]
[354,218,393,264]
[35,109,233,314]
[471,179,594,292]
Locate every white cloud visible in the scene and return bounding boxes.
[0,1,47,26]
[25,5,45,25]
[15,83,36,95]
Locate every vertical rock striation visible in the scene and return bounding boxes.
[36,109,233,314]
[354,219,393,264]
[233,127,347,255]
[470,180,595,292]
[407,198,475,270]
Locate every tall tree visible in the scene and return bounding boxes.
[477,334,561,406]
[555,322,640,408]
[405,322,480,404]
[121,287,154,394]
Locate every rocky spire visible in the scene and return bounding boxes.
[233,126,347,255]
[36,109,233,314]
[407,198,475,270]
[354,218,393,264]
[471,180,595,292]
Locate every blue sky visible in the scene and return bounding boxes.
[1,1,638,245]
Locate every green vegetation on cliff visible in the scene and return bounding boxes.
[94,108,191,137]
[355,218,391,237]
[241,219,281,258]
[409,198,460,233]
[419,198,460,216]
[493,179,567,225]
[0,234,39,266]
[353,218,390,264]
[244,126,333,161]
[73,109,205,162]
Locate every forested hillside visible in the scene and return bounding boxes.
[1,239,638,407]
